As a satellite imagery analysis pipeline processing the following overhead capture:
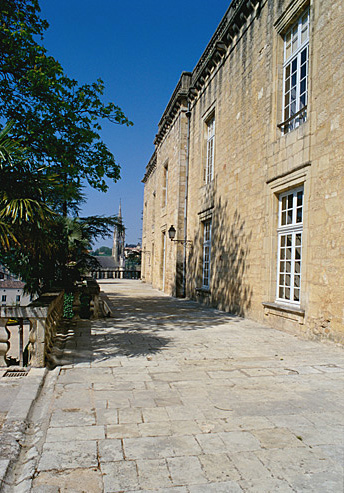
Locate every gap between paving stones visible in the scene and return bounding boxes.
[2,280,344,492]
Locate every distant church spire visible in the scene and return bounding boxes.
[118,199,122,219]
[112,201,125,268]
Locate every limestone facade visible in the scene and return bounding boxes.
[142,0,344,343]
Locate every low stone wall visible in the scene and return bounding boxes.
[0,279,107,368]
[0,290,64,368]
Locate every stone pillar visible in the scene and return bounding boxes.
[28,318,46,367]
[0,318,10,367]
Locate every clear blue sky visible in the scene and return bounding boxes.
[40,0,231,247]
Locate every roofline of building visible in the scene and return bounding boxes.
[142,150,157,183]
[143,0,262,159]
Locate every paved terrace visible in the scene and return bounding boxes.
[3,279,344,492]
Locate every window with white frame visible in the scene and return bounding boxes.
[202,220,212,288]
[162,164,168,207]
[276,187,303,304]
[282,8,309,134]
[205,115,215,183]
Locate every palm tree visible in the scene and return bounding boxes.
[0,122,54,249]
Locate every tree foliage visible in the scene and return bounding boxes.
[0,0,132,293]
[93,246,113,256]
[0,0,132,214]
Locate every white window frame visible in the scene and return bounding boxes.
[282,8,309,134]
[162,164,168,207]
[205,116,215,184]
[202,220,212,288]
[276,187,303,305]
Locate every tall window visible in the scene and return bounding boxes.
[202,220,212,288]
[205,116,215,183]
[282,9,309,134]
[162,164,168,207]
[277,187,303,304]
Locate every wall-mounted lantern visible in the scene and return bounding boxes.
[168,225,192,245]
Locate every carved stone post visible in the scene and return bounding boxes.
[0,318,10,367]
[28,318,45,367]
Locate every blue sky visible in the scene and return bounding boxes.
[40,0,231,247]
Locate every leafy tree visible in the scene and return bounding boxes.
[0,0,133,216]
[0,0,132,293]
[93,246,112,256]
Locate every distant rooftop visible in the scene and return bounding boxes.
[0,280,25,289]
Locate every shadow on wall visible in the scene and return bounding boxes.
[212,202,252,316]
[187,197,252,317]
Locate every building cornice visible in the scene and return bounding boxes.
[142,150,157,183]
[154,72,192,146]
[190,0,261,95]
[150,1,262,150]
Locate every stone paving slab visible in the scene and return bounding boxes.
[3,280,344,492]
[0,368,47,490]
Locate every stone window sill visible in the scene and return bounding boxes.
[196,287,211,295]
[262,301,305,324]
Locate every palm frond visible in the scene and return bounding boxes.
[0,221,18,249]
[0,121,22,166]
[0,197,55,224]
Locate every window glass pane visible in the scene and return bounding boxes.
[295,261,301,274]
[292,29,298,53]
[279,286,284,298]
[281,236,286,247]
[287,210,293,224]
[300,79,306,95]
[301,47,307,64]
[282,211,286,225]
[301,12,309,44]
[286,261,291,273]
[294,289,300,302]
[296,233,302,246]
[301,63,307,79]
[286,235,292,247]
[296,208,302,223]
[285,287,291,299]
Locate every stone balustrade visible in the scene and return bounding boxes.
[0,278,106,368]
[0,291,64,368]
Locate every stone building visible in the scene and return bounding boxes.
[142,0,344,343]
